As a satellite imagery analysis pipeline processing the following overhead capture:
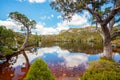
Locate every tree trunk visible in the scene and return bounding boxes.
[22,51,30,68]
[102,27,112,59]
[100,24,113,59]
[103,41,112,59]
[20,28,29,50]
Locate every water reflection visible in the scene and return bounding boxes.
[25,46,89,80]
[41,42,103,54]
[0,44,120,80]
[0,51,30,80]
[25,46,120,80]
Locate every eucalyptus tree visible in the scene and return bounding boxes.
[9,12,36,50]
[50,0,120,59]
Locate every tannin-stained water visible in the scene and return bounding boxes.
[0,45,120,80]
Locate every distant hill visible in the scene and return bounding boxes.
[41,26,102,43]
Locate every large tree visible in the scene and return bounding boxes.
[50,0,120,59]
[9,12,36,51]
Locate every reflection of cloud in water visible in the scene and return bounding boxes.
[63,54,88,67]
[113,53,120,62]
[25,46,88,68]
[11,54,26,68]
[2,46,120,80]
[11,46,120,68]
[57,50,88,67]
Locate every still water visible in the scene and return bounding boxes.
[0,42,120,80]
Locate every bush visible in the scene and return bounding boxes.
[81,59,120,80]
[24,59,56,80]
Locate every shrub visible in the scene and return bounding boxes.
[24,59,56,80]
[81,59,120,80]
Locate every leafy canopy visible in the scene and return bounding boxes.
[51,0,120,25]
[9,12,36,32]
[0,26,15,56]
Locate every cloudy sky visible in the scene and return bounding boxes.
[0,0,90,35]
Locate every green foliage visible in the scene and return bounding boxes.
[28,34,41,46]
[9,12,36,30]
[81,59,120,80]
[25,59,55,80]
[0,26,15,56]
[9,12,36,50]
[2,47,13,56]
[50,0,119,21]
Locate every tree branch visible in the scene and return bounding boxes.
[102,6,120,27]
[109,18,115,32]
[84,1,103,23]
[86,7,103,23]
[111,31,120,39]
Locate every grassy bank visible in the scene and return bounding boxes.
[81,59,120,80]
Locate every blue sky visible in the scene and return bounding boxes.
[0,0,90,35]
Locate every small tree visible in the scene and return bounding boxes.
[9,12,36,50]
[50,0,120,59]
[25,59,55,80]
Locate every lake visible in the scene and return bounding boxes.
[0,42,120,80]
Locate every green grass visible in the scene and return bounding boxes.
[24,59,56,80]
[81,59,120,80]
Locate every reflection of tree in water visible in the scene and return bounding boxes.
[0,58,15,80]
[41,42,103,54]
[0,51,30,80]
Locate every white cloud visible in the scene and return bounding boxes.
[57,12,90,28]
[0,19,69,35]
[40,14,54,20]
[28,0,46,3]
[0,11,90,35]
[66,13,91,27]
[35,23,59,35]
[56,20,69,31]
[55,13,90,32]
[0,19,21,31]
[69,14,87,26]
